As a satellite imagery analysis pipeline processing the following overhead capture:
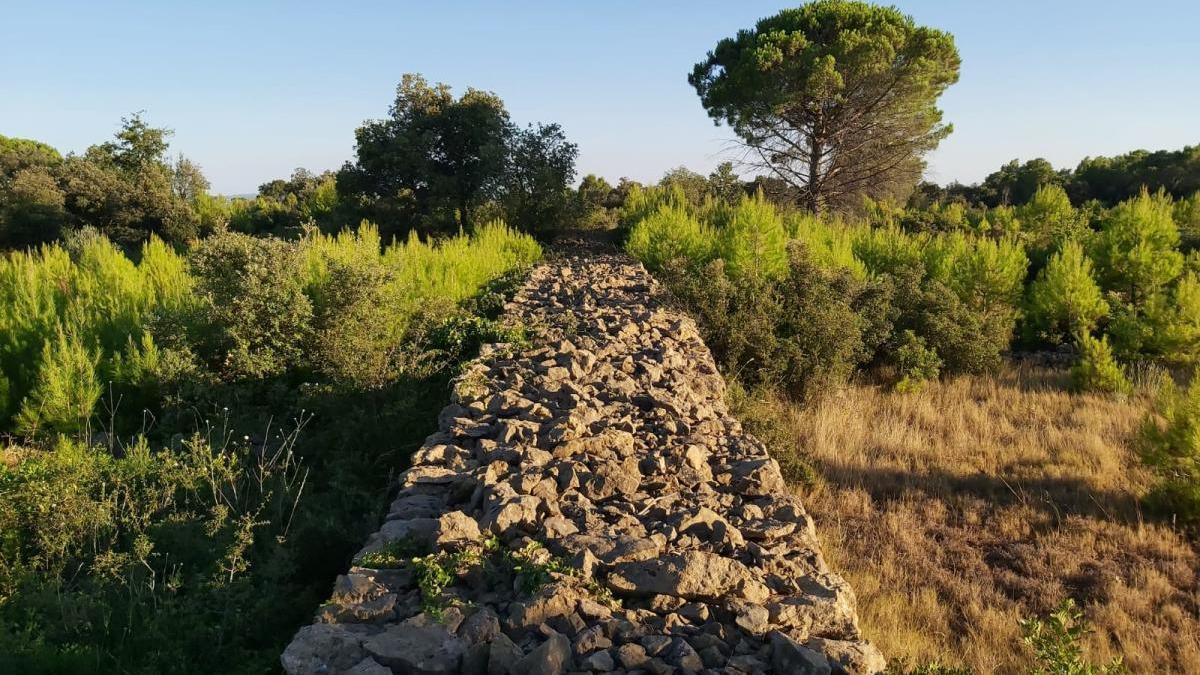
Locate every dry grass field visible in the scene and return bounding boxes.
[741,365,1200,674]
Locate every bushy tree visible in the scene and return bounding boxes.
[1070,145,1200,205]
[338,74,512,235]
[339,74,578,237]
[1092,190,1183,304]
[690,0,960,213]
[182,232,313,380]
[1025,240,1108,344]
[0,134,62,186]
[977,158,1064,207]
[1121,272,1200,364]
[501,123,579,234]
[708,161,744,203]
[0,167,67,247]
[52,114,207,247]
[659,167,712,209]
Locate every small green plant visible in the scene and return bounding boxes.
[411,549,482,618]
[883,658,974,675]
[1020,599,1124,675]
[1070,333,1131,396]
[894,330,942,393]
[504,541,573,594]
[357,537,431,569]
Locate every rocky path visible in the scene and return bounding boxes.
[282,244,882,675]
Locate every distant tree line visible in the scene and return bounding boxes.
[921,146,1200,209]
[0,74,584,251]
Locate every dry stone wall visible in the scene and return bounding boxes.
[282,244,883,675]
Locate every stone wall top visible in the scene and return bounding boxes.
[282,243,882,675]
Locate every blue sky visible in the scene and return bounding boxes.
[2,1,1197,194]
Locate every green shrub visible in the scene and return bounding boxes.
[768,245,887,399]
[1139,374,1200,523]
[894,330,942,393]
[785,210,868,278]
[1070,333,1131,396]
[0,233,188,433]
[0,432,307,674]
[665,245,886,401]
[625,202,717,272]
[886,264,1008,375]
[1026,240,1108,345]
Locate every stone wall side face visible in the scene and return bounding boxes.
[282,248,884,675]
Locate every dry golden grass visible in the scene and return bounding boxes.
[748,365,1200,674]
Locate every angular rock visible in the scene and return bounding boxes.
[512,633,572,675]
[363,622,467,675]
[608,551,770,603]
[770,631,832,675]
[280,624,367,675]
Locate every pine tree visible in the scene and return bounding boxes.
[1092,189,1183,305]
[719,193,788,282]
[1026,240,1108,344]
[1017,184,1084,254]
[1070,332,1131,396]
[16,327,102,435]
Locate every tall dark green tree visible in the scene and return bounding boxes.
[338,74,512,235]
[690,0,960,214]
[501,123,578,235]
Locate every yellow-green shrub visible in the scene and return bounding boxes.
[625,203,717,272]
[718,194,789,282]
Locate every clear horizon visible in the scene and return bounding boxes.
[3,0,1197,195]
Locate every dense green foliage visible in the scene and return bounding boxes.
[0,222,540,673]
[690,0,960,213]
[1069,333,1131,396]
[626,176,1200,401]
[627,190,1025,396]
[1025,240,1108,344]
[0,118,212,249]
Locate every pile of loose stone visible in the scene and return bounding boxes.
[282,244,884,675]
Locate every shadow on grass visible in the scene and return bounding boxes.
[814,459,1145,523]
